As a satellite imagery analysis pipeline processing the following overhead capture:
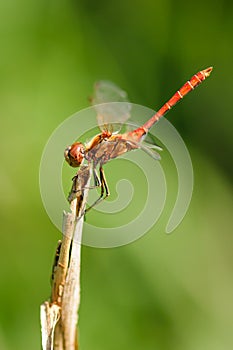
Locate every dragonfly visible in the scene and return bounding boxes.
[65,67,212,210]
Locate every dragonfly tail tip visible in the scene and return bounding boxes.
[203,66,213,77]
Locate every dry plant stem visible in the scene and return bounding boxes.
[40,303,61,350]
[40,164,92,350]
[61,217,84,349]
[61,166,91,349]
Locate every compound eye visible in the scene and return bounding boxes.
[64,142,84,167]
[64,146,71,162]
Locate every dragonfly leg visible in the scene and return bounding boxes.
[72,167,101,193]
[85,166,110,213]
[100,165,110,197]
[93,167,101,187]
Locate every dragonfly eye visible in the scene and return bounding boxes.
[64,142,85,167]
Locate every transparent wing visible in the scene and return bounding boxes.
[92,80,128,104]
[139,143,162,160]
[91,80,131,133]
[125,139,162,161]
[143,131,163,151]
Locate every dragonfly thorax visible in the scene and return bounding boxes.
[64,142,85,167]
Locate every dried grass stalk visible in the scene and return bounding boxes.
[40,164,92,350]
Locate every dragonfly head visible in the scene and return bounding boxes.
[64,142,85,167]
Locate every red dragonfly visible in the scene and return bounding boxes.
[65,67,212,209]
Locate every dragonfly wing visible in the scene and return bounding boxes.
[140,130,163,151]
[142,140,163,151]
[139,143,161,160]
[91,80,131,133]
[124,139,162,161]
[91,80,128,104]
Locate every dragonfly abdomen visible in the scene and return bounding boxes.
[142,67,213,131]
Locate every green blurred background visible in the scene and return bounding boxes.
[0,0,233,349]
